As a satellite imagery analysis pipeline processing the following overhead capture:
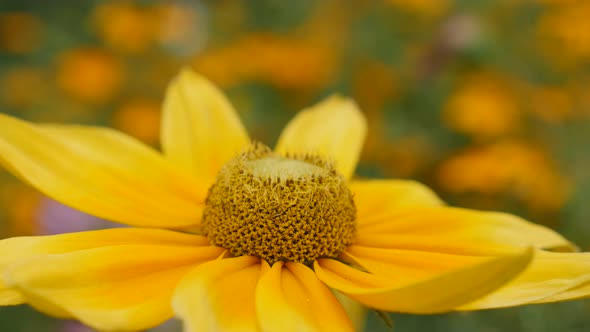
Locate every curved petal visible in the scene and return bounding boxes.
[172,256,261,332]
[275,95,367,180]
[0,113,203,228]
[459,250,590,310]
[0,228,209,306]
[161,69,250,185]
[41,125,204,201]
[256,261,355,332]
[0,228,209,308]
[3,229,222,331]
[355,207,575,254]
[350,179,444,226]
[0,229,210,308]
[314,247,533,314]
[343,245,487,281]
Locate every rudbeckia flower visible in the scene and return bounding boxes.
[0,69,589,332]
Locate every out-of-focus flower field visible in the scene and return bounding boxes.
[1,0,590,331]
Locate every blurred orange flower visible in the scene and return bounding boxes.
[437,140,571,212]
[443,73,521,139]
[527,85,573,123]
[193,34,337,89]
[93,2,155,54]
[93,1,205,56]
[0,184,40,237]
[113,98,162,145]
[56,48,124,103]
[537,1,590,67]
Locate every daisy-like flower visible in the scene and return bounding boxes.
[0,69,589,332]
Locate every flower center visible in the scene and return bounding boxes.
[202,143,356,265]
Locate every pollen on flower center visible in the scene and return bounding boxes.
[202,143,356,265]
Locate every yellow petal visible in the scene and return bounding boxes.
[172,256,261,332]
[275,95,367,180]
[0,288,24,305]
[41,125,205,200]
[4,231,222,331]
[350,179,444,226]
[0,229,210,310]
[256,261,355,332]
[343,245,487,281]
[0,114,203,228]
[161,69,249,184]
[355,207,575,254]
[459,250,590,309]
[314,247,533,313]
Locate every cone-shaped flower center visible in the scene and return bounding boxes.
[202,143,356,265]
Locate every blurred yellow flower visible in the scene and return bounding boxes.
[56,48,124,103]
[0,69,589,332]
[0,12,44,54]
[443,73,521,139]
[437,140,571,212]
[113,98,162,145]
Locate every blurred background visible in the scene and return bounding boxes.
[1,0,590,331]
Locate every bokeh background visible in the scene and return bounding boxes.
[1,0,590,331]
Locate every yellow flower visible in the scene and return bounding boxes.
[0,69,589,332]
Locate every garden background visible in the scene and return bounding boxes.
[1,0,589,331]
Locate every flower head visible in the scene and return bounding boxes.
[0,69,589,332]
